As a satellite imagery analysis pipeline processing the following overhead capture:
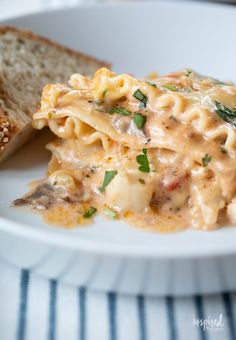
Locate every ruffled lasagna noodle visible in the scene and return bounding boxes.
[14,68,236,231]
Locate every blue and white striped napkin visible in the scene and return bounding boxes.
[0,259,235,340]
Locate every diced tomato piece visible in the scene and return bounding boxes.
[162,178,181,191]
[162,171,189,191]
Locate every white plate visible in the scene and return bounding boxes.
[1,1,236,295]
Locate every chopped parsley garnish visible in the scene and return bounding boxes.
[136,148,150,173]
[133,113,146,129]
[83,206,97,218]
[215,101,236,127]
[102,88,108,98]
[163,84,178,92]
[146,81,157,88]
[133,89,148,108]
[110,107,131,116]
[202,153,212,167]
[139,178,145,184]
[99,170,118,192]
[104,207,118,219]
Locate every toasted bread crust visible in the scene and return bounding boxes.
[0,26,110,69]
[0,110,18,152]
[0,26,110,162]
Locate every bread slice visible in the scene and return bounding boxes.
[0,26,109,162]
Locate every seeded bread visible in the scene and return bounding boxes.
[0,26,109,162]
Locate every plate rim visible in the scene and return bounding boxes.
[1,1,236,260]
[1,0,234,24]
[1,215,236,259]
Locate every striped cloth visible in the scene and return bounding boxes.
[0,259,236,340]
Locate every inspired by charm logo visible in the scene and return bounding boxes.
[193,314,224,331]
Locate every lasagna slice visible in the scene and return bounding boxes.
[14,68,236,232]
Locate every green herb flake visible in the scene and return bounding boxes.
[83,206,97,218]
[99,170,118,192]
[110,107,131,116]
[104,207,118,219]
[215,101,236,127]
[139,178,145,184]
[202,153,212,167]
[136,148,150,173]
[133,89,148,108]
[146,81,157,88]
[102,88,108,98]
[163,84,178,92]
[133,113,147,129]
